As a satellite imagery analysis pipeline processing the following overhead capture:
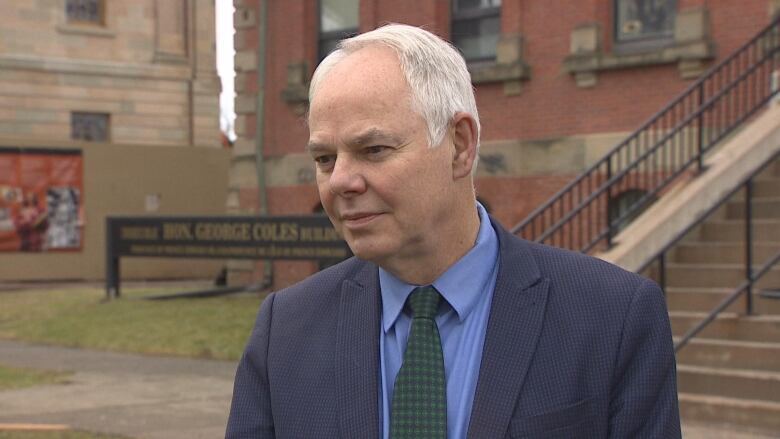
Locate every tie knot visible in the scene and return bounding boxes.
[408,286,441,320]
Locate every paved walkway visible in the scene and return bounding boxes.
[0,340,236,439]
[0,339,777,438]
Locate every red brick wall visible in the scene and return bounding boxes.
[243,0,773,158]
[234,0,773,288]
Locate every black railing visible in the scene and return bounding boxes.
[631,152,780,352]
[511,15,780,253]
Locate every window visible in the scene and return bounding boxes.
[71,112,109,142]
[608,189,654,232]
[319,0,359,62]
[615,0,676,44]
[66,0,105,25]
[451,0,502,62]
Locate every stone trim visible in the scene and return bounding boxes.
[468,34,530,96]
[256,132,638,187]
[281,61,310,115]
[0,54,192,81]
[56,23,116,38]
[563,7,715,87]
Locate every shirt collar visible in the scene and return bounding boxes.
[379,202,499,333]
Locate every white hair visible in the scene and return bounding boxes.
[309,24,481,159]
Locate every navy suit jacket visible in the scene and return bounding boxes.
[226,218,681,438]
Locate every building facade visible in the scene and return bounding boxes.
[230,0,780,287]
[0,0,229,281]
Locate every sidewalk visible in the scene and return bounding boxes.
[0,339,777,438]
[0,340,237,439]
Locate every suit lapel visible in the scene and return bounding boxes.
[336,261,382,439]
[467,220,550,439]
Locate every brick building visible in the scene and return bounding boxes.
[0,0,229,281]
[229,0,780,286]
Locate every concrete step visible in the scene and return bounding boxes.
[673,242,780,265]
[670,312,780,343]
[731,178,780,198]
[679,393,780,434]
[727,197,780,220]
[677,365,780,401]
[666,287,780,314]
[752,179,780,197]
[665,263,780,289]
[682,421,780,439]
[699,220,780,242]
[676,338,780,371]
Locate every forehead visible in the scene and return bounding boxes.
[308,46,413,125]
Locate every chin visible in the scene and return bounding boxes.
[345,238,395,264]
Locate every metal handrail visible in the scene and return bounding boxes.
[511,15,780,253]
[626,150,780,352]
[674,251,780,352]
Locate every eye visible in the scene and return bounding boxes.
[313,154,336,170]
[364,145,390,157]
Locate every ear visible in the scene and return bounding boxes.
[450,112,478,179]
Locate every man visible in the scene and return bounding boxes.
[227,24,680,438]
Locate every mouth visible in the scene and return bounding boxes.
[340,212,382,227]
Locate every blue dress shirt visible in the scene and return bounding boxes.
[379,203,499,439]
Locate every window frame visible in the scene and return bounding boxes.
[317,0,359,62]
[450,0,502,63]
[65,0,106,27]
[70,112,110,143]
[612,0,677,53]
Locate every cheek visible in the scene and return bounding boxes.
[316,181,334,212]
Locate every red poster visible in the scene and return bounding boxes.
[0,148,83,252]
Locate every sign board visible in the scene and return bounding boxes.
[105,215,350,298]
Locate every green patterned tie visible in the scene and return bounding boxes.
[390,286,447,439]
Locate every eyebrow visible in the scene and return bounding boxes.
[307,128,402,152]
[352,128,402,146]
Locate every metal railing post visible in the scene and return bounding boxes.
[697,82,705,172]
[745,178,754,315]
[606,159,613,248]
[658,253,666,294]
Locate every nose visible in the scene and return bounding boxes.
[328,155,367,197]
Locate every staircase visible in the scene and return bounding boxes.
[667,158,780,433]
[510,14,780,435]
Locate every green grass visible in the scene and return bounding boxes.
[0,286,266,361]
[0,365,70,391]
[0,432,127,439]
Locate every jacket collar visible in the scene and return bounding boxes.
[334,216,549,439]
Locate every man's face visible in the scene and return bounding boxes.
[308,46,458,268]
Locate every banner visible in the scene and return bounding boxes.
[0,148,83,252]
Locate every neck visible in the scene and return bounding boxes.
[382,199,481,285]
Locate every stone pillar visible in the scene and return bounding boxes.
[227,0,263,284]
[190,0,221,148]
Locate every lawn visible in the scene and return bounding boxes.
[0,365,70,391]
[0,286,266,361]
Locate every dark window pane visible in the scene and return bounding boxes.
[66,0,104,24]
[320,0,358,32]
[452,15,501,61]
[453,0,501,14]
[71,112,109,142]
[615,0,676,42]
[451,0,501,62]
[609,189,653,232]
[318,0,359,61]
